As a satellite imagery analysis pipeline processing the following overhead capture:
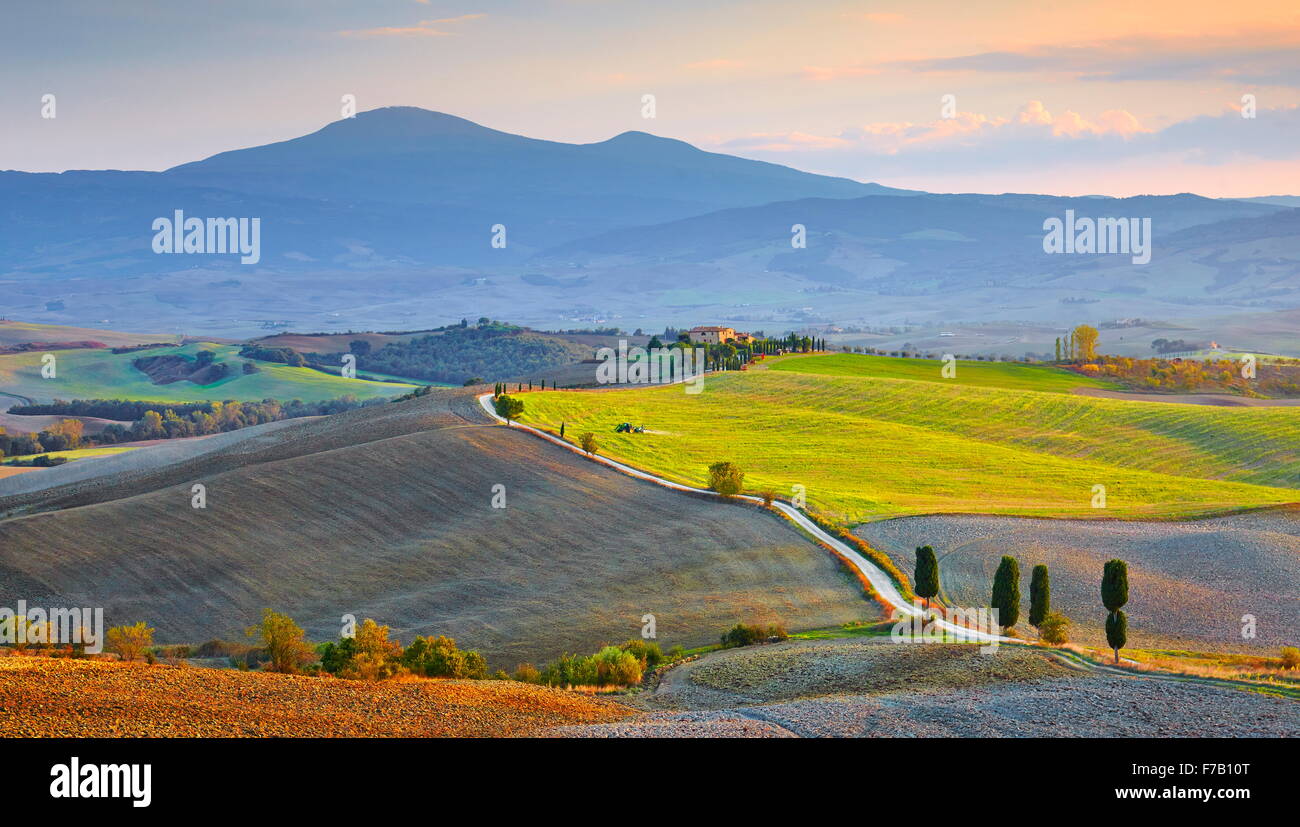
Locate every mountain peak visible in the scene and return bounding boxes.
[324,107,511,140]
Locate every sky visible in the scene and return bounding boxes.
[2,0,1298,197]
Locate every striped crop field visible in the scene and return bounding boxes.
[517,367,1300,521]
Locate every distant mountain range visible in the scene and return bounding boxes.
[1,107,1296,344]
[0,107,909,273]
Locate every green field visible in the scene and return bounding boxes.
[766,353,1117,392]
[5,446,139,463]
[517,370,1300,521]
[0,343,418,405]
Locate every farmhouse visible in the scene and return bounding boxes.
[688,326,752,345]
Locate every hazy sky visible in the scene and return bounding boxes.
[3,0,1298,196]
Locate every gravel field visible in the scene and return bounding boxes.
[0,655,632,737]
[858,511,1300,651]
[556,638,1299,738]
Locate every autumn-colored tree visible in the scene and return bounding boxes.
[351,618,403,680]
[1074,325,1100,361]
[105,622,155,662]
[247,609,313,674]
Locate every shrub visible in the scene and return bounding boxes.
[620,639,663,669]
[539,646,645,688]
[580,432,598,455]
[720,622,787,648]
[513,663,541,683]
[350,619,403,680]
[1281,646,1300,669]
[246,609,314,674]
[707,461,744,497]
[402,634,488,679]
[319,636,357,675]
[592,646,643,687]
[105,622,154,662]
[759,489,775,507]
[1039,612,1071,645]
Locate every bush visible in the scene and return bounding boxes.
[759,489,775,506]
[620,639,664,669]
[592,646,643,687]
[708,461,744,497]
[720,622,787,649]
[1039,612,1071,645]
[1281,646,1300,669]
[350,619,403,680]
[539,646,645,688]
[580,432,598,455]
[105,622,154,662]
[246,609,314,674]
[513,663,541,683]
[319,636,357,675]
[402,634,488,679]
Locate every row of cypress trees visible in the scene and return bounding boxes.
[914,545,1130,662]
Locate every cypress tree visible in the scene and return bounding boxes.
[1105,610,1128,664]
[1029,564,1050,632]
[1101,559,1128,613]
[990,555,1020,630]
[1102,559,1129,664]
[913,545,939,611]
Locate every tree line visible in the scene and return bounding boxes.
[914,544,1131,661]
[0,395,386,458]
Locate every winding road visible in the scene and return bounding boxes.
[476,391,1006,645]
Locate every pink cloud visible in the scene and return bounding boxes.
[719,101,1148,156]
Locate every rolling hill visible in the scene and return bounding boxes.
[0,388,873,666]
[517,366,1300,520]
[530,193,1297,335]
[0,342,416,407]
[765,353,1117,392]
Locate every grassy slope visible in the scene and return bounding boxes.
[0,343,416,404]
[5,446,139,463]
[767,353,1116,392]
[518,371,1300,520]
